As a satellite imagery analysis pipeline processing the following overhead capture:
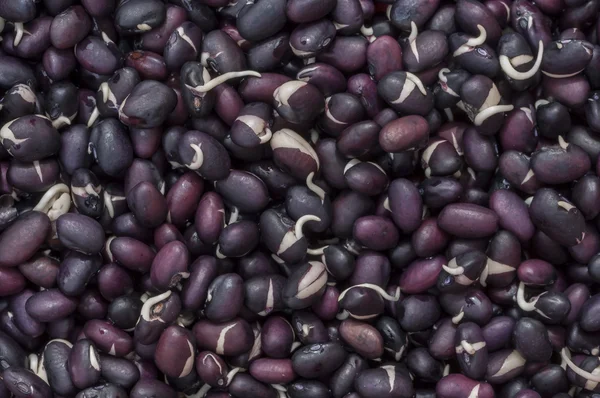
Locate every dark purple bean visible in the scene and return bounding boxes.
[436,374,494,398]
[107,294,142,331]
[438,203,499,238]
[262,315,295,358]
[355,365,414,398]
[195,351,228,387]
[288,380,329,398]
[530,365,569,397]
[421,137,463,178]
[2,366,52,398]
[229,373,277,398]
[286,0,336,23]
[543,75,590,108]
[454,322,488,380]
[118,80,176,128]
[44,339,77,396]
[531,140,591,184]
[397,294,441,332]
[25,288,78,322]
[366,35,404,81]
[193,317,254,356]
[379,115,429,153]
[154,325,195,379]
[353,215,399,251]
[339,319,384,359]
[124,50,167,81]
[378,71,433,116]
[0,309,42,351]
[0,114,60,161]
[75,36,122,76]
[99,354,140,389]
[403,28,448,73]
[9,289,44,337]
[406,347,444,382]
[244,274,286,316]
[130,379,176,398]
[517,259,556,286]
[0,211,50,267]
[411,219,449,258]
[89,118,133,176]
[0,330,27,370]
[236,0,287,42]
[68,339,101,389]
[529,188,586,247]
[78,288,108,320]
[388,0,440,31]
[291,342,347,378]
[149,240,189,290]
[513,317,553,362]
[57,252,102,296]
[56,213,105,254]
[580,294,600,332]
[134,290,181,345]
[114,0,165,34]
[283,261,327,309]
[250,358,296,385]
[201,30,247,76]
[482,315,515,352]
[572,174,600,220]
[84,319,133,357]
[202,273,243,322]
[289,20,335,60]
[50,5,91,50]
[486,348,526,384]
[178,130,231,180]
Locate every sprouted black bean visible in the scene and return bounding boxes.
[4,0,600,397]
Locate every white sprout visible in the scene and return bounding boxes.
[338,283,401,302]
[453,25,487,57]
[186,70,261,94]
[306,172,326,202]
[500,41,544,81]
[561,348,600,383]
[473,104,514,126]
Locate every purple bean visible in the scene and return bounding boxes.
[0,211,50,267]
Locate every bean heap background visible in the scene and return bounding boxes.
[0,0,600,397]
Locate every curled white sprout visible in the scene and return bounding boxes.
[500,41,544,81]
[561,348,600,383]
[516,281,541,313]
[338,283,401,302]
[306,172,326,202]
[186,70,261,94]
[406,72,427,96]
[442,264,465,276]
[473,104,514,126]
[452,308,465,324]
[294,214,322,239]
[408,21,420,63]
[215,245,226,259]
[453,25,487,57]
[33,183,71,221]
[186,143,204,170]
[535,99,550,109]
[139,290,172,323]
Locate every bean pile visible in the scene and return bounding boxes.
[2,0,600,397]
